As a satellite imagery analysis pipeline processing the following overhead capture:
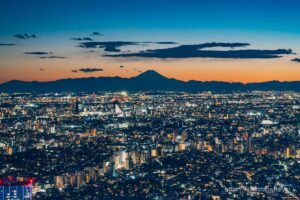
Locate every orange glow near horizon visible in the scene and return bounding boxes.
[0,56,300,84]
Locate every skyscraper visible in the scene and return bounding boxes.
[0,177,35,200]
[247,133,252,153]
[75,99,84,114]
[115,104,123,115]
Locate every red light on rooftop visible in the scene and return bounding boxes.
[26,178,36,186]
[0,177,36,186]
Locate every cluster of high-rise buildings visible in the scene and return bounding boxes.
[0,91,299,199]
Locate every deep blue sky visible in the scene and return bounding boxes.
[1,0,300,34]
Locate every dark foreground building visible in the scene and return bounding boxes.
[0,177,35,200]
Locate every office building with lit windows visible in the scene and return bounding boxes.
[0,177,34,200]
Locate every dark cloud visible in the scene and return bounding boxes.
[14,34,26,39]
[83,37,93,41]
[24,51,51,55]
[78,41,177,52]
[39,56,68,59]
[71,38,83,41]
[24,34,36,38]
[291,58,300,63]
[92,32,104,36]
[0,43,15,46]
[106,42,293,59]
[40,68,45,72]
[71,37,93,41]
[78,41,140,52]
[72,68,103,73]
[24,52,66,59]
[143,41,177,44]
[155,42,177,44]
[14,34,36,39]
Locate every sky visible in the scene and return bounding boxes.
[1,0,300,83]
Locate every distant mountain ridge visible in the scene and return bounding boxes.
[0,70,300,93]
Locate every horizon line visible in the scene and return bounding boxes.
[1,70,300,85]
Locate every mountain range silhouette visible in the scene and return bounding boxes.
[0,70,299,93]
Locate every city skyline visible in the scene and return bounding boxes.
[1,91,299,199]
[1,0,300,84]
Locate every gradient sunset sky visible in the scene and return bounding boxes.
[1,0,300,84]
